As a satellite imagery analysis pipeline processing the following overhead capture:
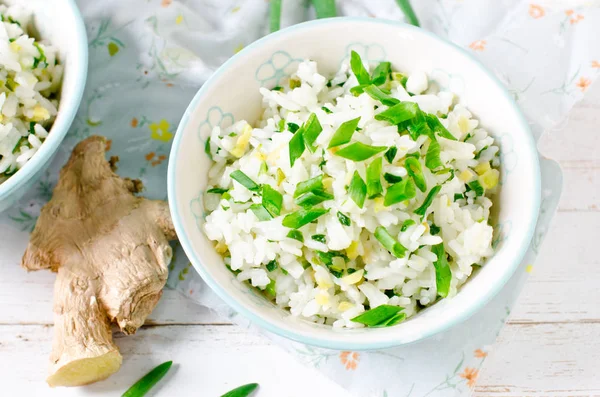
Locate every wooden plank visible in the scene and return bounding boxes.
[0,324,349,397]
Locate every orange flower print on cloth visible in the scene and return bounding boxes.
[570,14,585,25]
[161,0,172,7]
[474,349,488,358]
[131,117,138,128]
[469,40,486,51]
[145,152,167,167]
[529,4,545,19]
[592,60,600,69]
[149,119,173,142]
[340,351,359,370]
[459,367,479,388]
[576,77,591,92]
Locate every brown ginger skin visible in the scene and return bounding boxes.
[21,136,177,387]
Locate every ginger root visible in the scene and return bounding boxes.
[21,136,177,387]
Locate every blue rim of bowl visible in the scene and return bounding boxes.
[168,17,541,350]
[0,0,88,200]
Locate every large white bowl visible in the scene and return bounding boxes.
[168,18,540,350]
[0,0,87,212]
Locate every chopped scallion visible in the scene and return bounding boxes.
[207,187,228,194]
[432,243,452,298]
[366,157,383,198]
[414,185,441,217]
[400,219,416,232]
[374,226,407,258]
[328,117,360,148]
[383,172,403,184]
[266,260,278,272]
[335,142,387,161]
[337,211,351,226]
[425,139,443,170]
[374,102,419,125]
[312,234,327,243]
[287,122,300,133]
[384,178,416,206]
[294,175,323,197]
[404,157,427,192]
[295,190,334,207]
[364,85,400,106]
[282,208,330,229]
[350,50,371,85]
[474,145,489,160]
[370,62,392,86]
[384,146,397,163]
[262,185,283,217]
[230,170,260,192]
[426,114,457,141]
[249,204,272,221]
[350,304,405,327]
[348,171,367,208]
[288,127,305,167]
[303,113,323,152]
[287,229,304,242]
[468,179,485,197]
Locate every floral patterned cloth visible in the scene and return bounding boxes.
[0,1,598,396]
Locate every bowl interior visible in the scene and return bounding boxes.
[0,0,87,199]
[169,18,540,349]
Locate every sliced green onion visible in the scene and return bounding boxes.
[335,142,387,161]
[321,106,333,114]
[230,170,260,192]
[453,193,464,201]
[312,234,327,243]
[207,187,228,194]
[350,50,371,85]
[288,127,305,167]
[289,78,301,89]
[287,229,304,242]
[400,219,416,232]
[287,122,300,133]
[425,139,443,170]
[414,185,441,217]
[381,312,407,326]
[474,145,489,160]
[272,86,283,91]
[374,102,419,125]
[269,0,282,32]
[395,0,420,27]
[407,120,433,141]
[383,172,403,184]
[430,223,441,235]
[405,157,427,192]
[432,243,451,298]
[282,208,329,229]
[370,62,391,86]
[364,85,400,106]
[374,226,407,258]
[384,146,397,163]
[295,190,334,208]
[311,0,337,18]
[265,279,276,297]
[366,157,383,198]
[384,178,416,206]
[277,118,285,132]
[262,185,283,217]
[250,204,273,221]
[468,180,484,197]
[205,137,212,160]
[221,382,259,397]
[350,304,404,327]
[337,211,351,226]
[122,361,173,397]
[266,260,278,272]
[303,113,323,152]
[328,117,360,148]
[294,175,323,197]
[348,171,367,208]
[350,85,366,96]
[426,114,457,141]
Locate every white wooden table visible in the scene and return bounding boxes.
[1,84,598,396]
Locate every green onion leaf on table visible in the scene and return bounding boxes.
[432,243,452,298]
[282,208,330,229]
[221,382,260,397]
[384,178,416,206]
[121,361,173,397]
[335,142,387,161]
[374,226,407,258]
[328,116,360,148]
[269,0,282,32]
[395,0,420,27]
[230,170,260,192]
[348,171,367,208]
[351,304,405,327]
[311,0,337,19]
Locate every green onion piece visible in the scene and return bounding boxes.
[282,208,330,229]
[337,211,351,226]
[405,157,427,192]
[259,161,268,175]
[287,122,300,133]
[474,145,489,160]
[272,86,283,91]
[207,187,228,194]
[317,251,344,277]
[250,204,273,221]
[425,139,443,170]
[350,50,371,85]
[328,117,360,148]
[430,224,441,235]
[288,127,305,167]
[366,157,383,198]
[426,114,457,141]
[29,121,35,135]
[295,190,334,208]
[383,172,403,184]
[453,193,464,201]
[266,260,278,272]
[348,171,367,208]
[289,78,301,89]
[122,361,173,397]
[221,382,260,397]
[350,85,366,96]
[414,185,441,217]
[395,0,420,26]
[384,146,397,163]
[370,62,392,86]
[321,106,333,114]
[230,170,260,192]
[277,119,285,132]
[384,178,416,206]
[375,102,419,125]
[364,85,400,106]
[400,219,416,232]
[205,137,212,160]
[287,229,304,242]
[381,312,407,326]
[431,243,451,298]
[351,304,404,327]
[294,175,323,197]
[468,180,485,197]
[265,279,276,297]
[262,185,283,217]
[407,120,433,141]
[269,0,282,32]
[311,0,337,18]
[312,234,327,243]
[303,113,323,152]
[335,142,387,161]
[374,226,407,258]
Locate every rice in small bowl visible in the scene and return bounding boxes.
[169,18,540,349]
